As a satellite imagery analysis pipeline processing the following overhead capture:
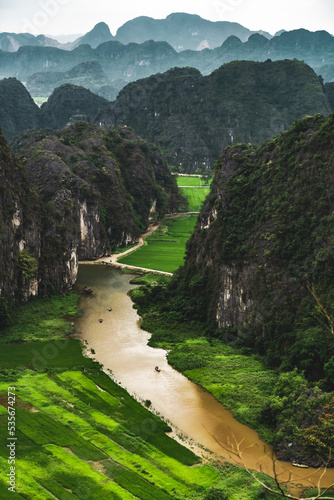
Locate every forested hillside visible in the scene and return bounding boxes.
[100,60,332,170]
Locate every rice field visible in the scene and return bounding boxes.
[179,187,210,212]
[176,176,212,187]
[0,338,221,499]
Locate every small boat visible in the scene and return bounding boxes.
[98,318,103,323]
[108,307,112,311]
[292,463,309,468]
[155,366,161,372]
[82,287,93,294]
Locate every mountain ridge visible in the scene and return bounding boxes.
[98,60,332,170]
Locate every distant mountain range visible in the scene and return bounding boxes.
[0,24,333,103]
[25,61,119,101]
[0,14,271,53]
[113,13,272,51]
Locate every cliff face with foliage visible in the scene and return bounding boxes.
[0,130,40,314]
[171,113,334,381]
[0,79,111,141]
[100,60,332,171]
[39,83,109,130]
[0,123,178,315]
[1,61,332,168]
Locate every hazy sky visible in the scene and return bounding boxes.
[0,0,333,37]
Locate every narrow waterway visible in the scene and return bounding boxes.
[74,264,334,495]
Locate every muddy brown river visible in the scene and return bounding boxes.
[74,264,334,495]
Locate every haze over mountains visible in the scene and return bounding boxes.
[0,14,272,53]
[0,16,333,105]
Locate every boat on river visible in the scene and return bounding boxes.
[155,366,161,372]
[292,463,309,468]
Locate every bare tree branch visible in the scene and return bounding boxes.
[307,282,334,335]
[202,424,334,499]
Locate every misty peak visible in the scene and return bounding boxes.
[90,22,112,35]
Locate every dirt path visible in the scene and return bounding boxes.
[94,223,174,275]
[96,223,160,264]
[79,213,197,275]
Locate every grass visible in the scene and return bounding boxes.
[0,292,81,344]
[179,187,210,212]
[0,339,97,371]
[118,216,197,273]
[176,176,212,187]
[33,97,48,106]
[167,338,276,442]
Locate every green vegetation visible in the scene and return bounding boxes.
[33,96,48,106]
[0,285,283,499]
[0,292,80,343]
[176,176,212,187]
[179,187,210,212]
[118,216,197,273]
[104,60,331,171]
[15,249,38,282]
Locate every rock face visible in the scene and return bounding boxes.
[0,129,78,317]
[172,113,334,379]
[99,60,332,171]
[0,123,179,315]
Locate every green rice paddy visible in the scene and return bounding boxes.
[179,188,210,212]
[0,361,221,499]
[176,177,212,187]
[118,216,197,273]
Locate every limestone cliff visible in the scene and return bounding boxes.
[173,113,334,379]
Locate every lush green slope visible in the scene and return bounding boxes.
[179,188,210,212]
[176,177,212,187]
